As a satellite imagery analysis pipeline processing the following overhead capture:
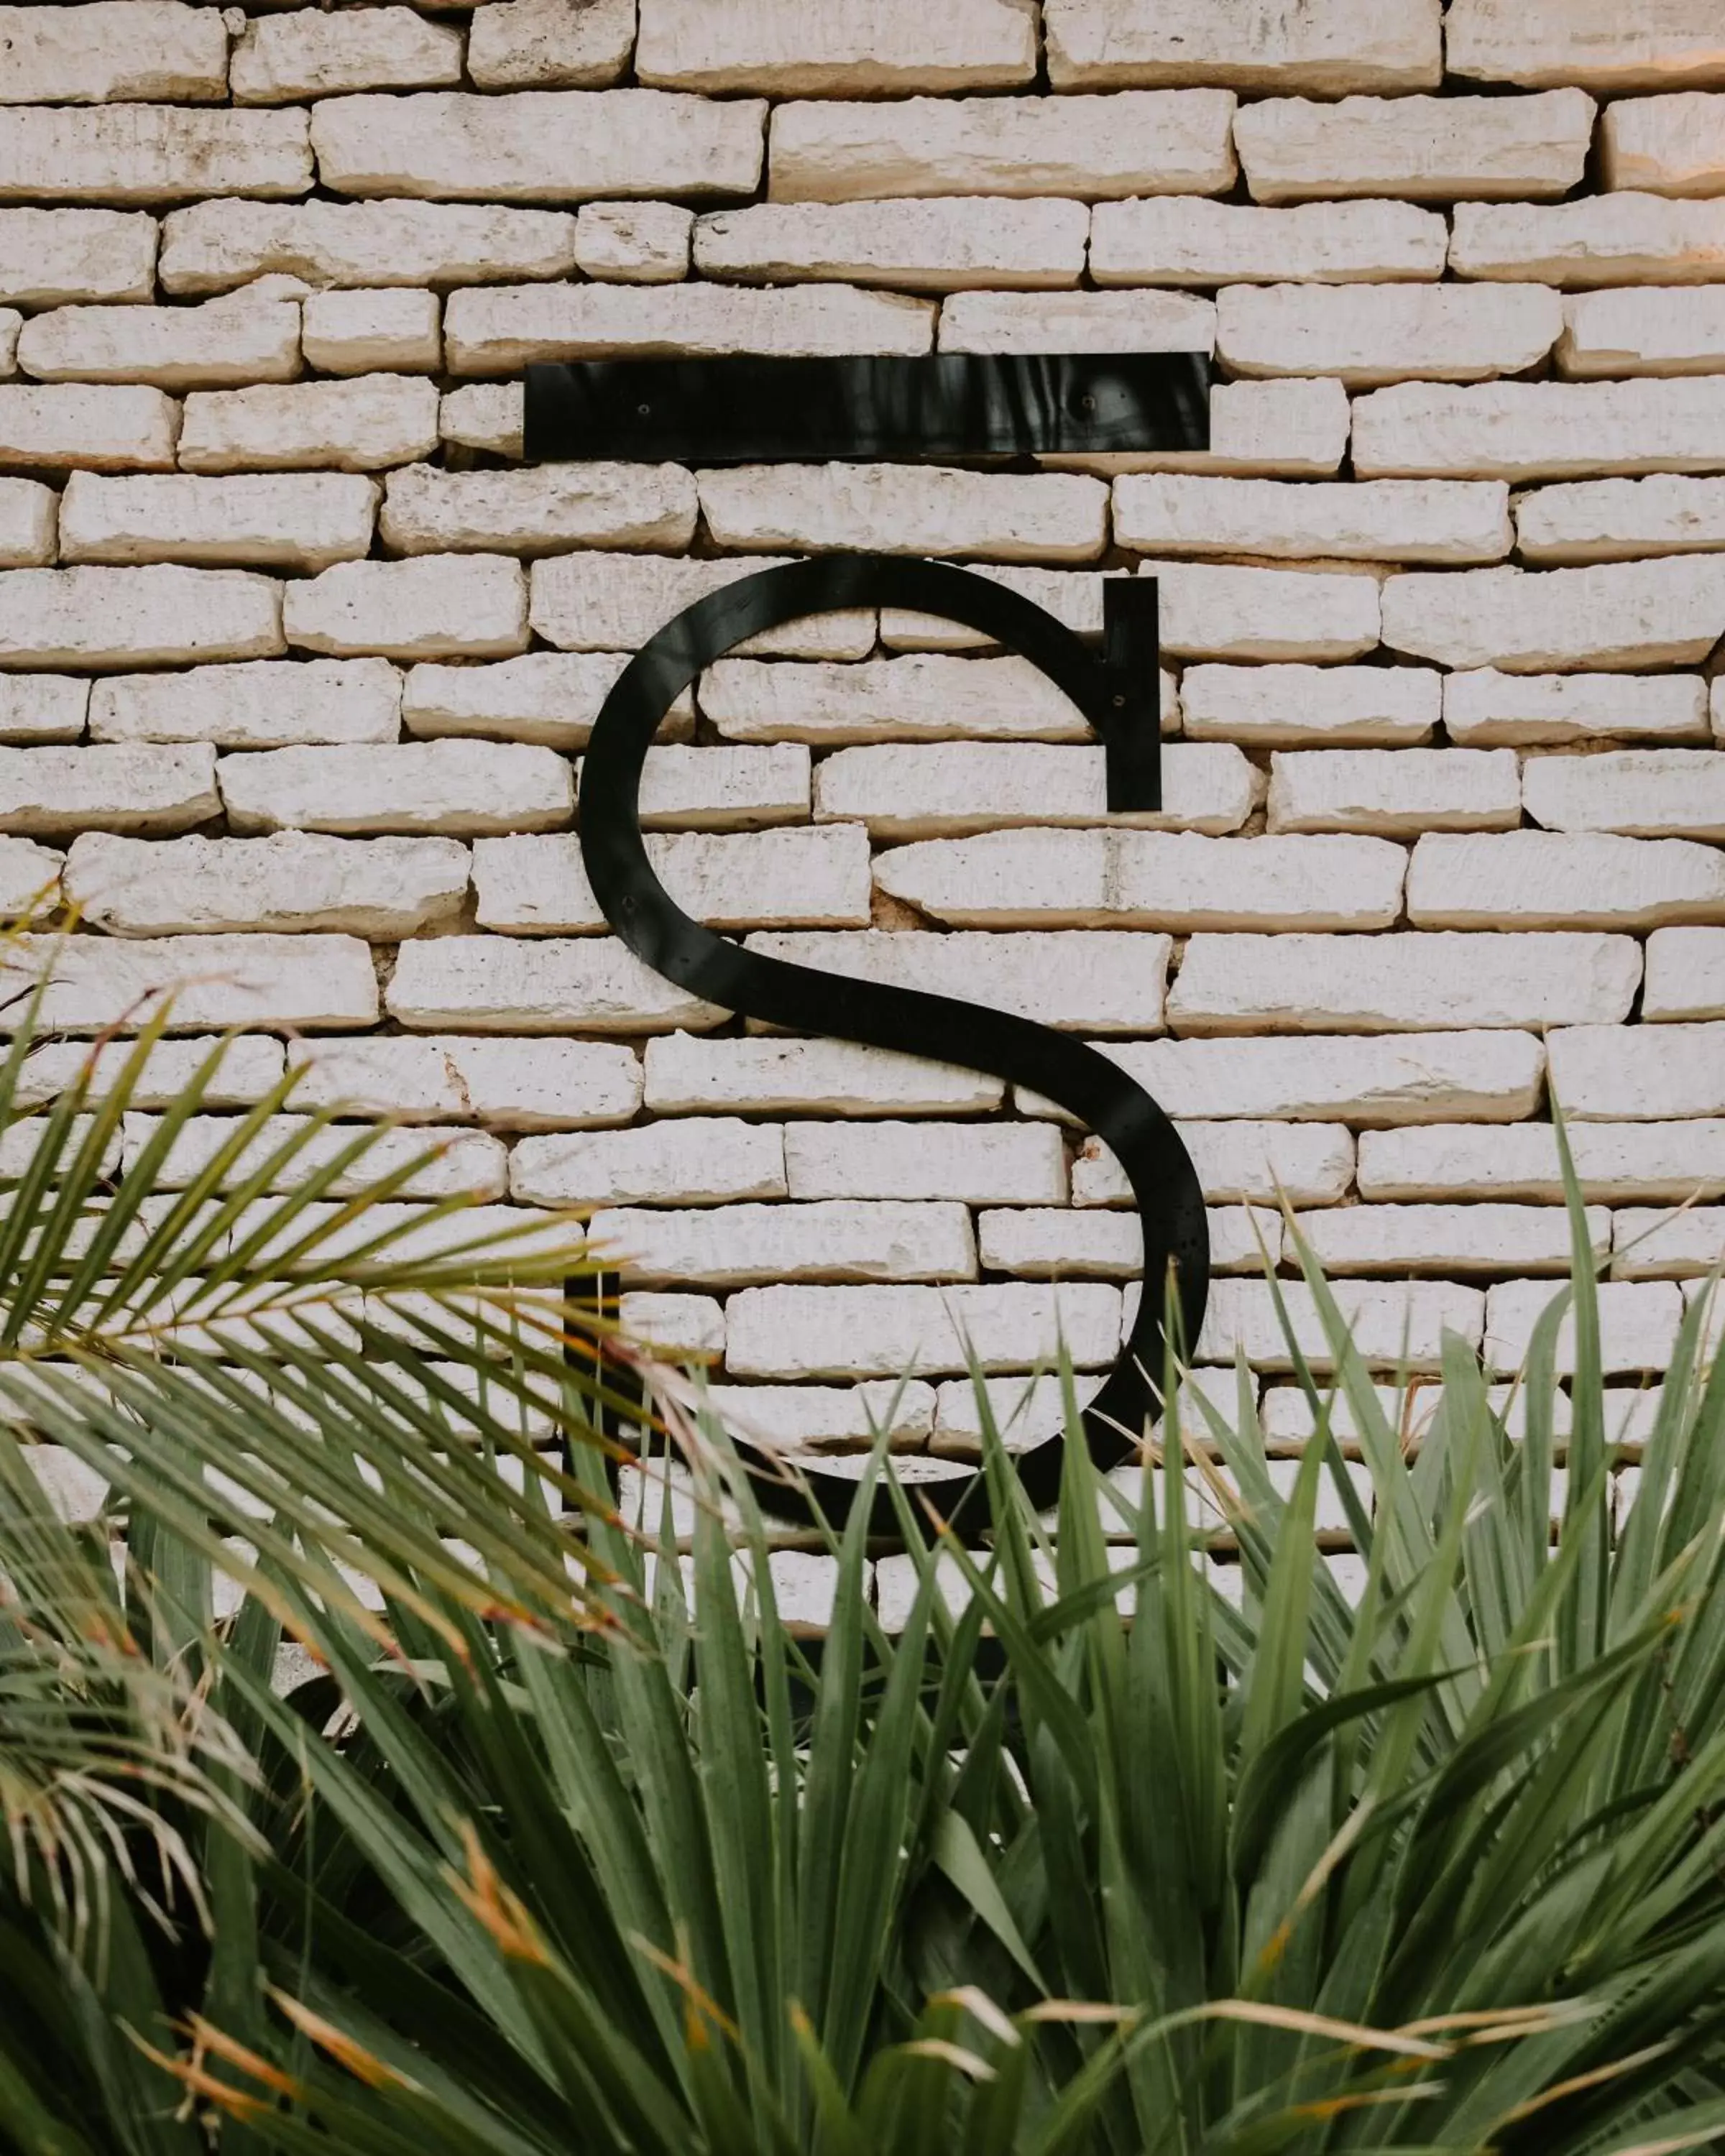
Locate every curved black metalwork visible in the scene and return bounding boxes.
[581,555,1210,1537]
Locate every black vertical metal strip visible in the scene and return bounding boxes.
[577,554,1208,1539]
[524,352,1210,465]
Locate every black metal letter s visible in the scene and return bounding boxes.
[579,554,1210,1535]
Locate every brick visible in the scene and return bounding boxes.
[220,740,567,838]
[1525,748,1725,837]
[284,554,527,660]
[1234,88,1593,204]
[1446,0,1725,91]
[380,462,696,557]
[622,1291,722,1357]
[231,8,463,103]
[530,553,874,662]
[725,1282,1122,1381]
[875,829,1405,931]
[17,295,300,390]
[0,4,227,103]
[290,1034,641,1130]
[0,384,176,473]
[1215,283,1561,388]
[311,91,765,203]
[1168,931,1642,1034]
[785,1121,1064,1204]
[1644,927,1725,1018]
[1261,1376,1589,1447]
[301,288,440,375]
[402,652,691,752]
[1356,379,1725,482]
[1409,830,1725,927]
[1046,0,1440,92]
[813,741,1257,839]
[439,383,523,458]
[0,931,377,1033]
[159,198,577,295]
[695,198,1087,292]
[0,742,212,837]
[1118,474,1510,563]
[0,107,310,206]
[745,929,1169,1035]
[1360,1122,1725,1202]
[978,1207,1141,1278]
[699,466,1107,565]
[574,202,692,283]
[594,1199,975,1289]
[0,677,88,744]
[0,209,155,309]
[1304,1201,1607,1276]
[1154,562,1389,662]
[474,827,871,932]
[91,658,398,748]
[469,0,637,90]
[1612,1206,1725,1277]
[1195,1279,1481,1372]
[635,0,1036,93]
[1181,663,1440,746]
[1269,748,1520,834]
[1054,378,1350,480]
[446,280,933,372]
[0,836,61,912]
[1076,1120,1352,1208]
[1603,94,1725,196]
[643,1033,1000,1117]
[1090,198,1447,286]
[1059,1030,1546,1124]
[386,935,725,1035]
[1485,1279,1683,1376]
[1453,198,1725,287]
[1516,475,1725,561]
[1550,1022,1725,1119]
[0,565,282,668]
[512,1118,784,1206]
[1445,669,1710,745]
[178,377,438,476]
[770,90,1232,206]
[624,745,809,831]
[702,655,1101,745]
[873,564,1126,649]
[703,1380,936,1454]
[128,1113,507,1202]
[58,471,375,573]
[65,830,467,938]
[938,288,1215,356]
[1060,1204,1276,1276]
[0,480,53,569]
[1558,288,1725,379]
[1383,559,1725,671]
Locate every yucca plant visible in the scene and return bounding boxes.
[6,956,1725,2155]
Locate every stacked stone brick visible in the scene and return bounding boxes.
[5,0,1725,1587]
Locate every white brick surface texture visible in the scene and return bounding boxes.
[1,0,1721,1524]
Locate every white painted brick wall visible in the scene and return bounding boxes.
[1,4,1719,1515]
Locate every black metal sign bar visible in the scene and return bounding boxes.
[579,555,1210,1539]
[524,351,1210,465]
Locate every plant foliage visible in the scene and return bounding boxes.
[1,985,1724,2155]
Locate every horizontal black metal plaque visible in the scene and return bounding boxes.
[524,351,1210,465]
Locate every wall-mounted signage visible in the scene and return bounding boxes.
[531,354,1214,1532]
